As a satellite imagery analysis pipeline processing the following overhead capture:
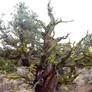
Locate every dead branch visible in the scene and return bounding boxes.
[55,19,74,25]
[56,33,70,42]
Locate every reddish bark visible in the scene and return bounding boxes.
[35,63,56,92]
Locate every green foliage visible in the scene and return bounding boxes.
[56,67,79,85]
[84,34,92,47]
[0,2,42,61]
[0,57,16,73]
[28,64,36,72]
[0,57,6,70]
[4,60,17,73]
[10,2,41,45]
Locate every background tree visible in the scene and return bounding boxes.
[84,33,92,47]
[0,2,42,65]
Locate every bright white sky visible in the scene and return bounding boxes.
[0,0,92,44]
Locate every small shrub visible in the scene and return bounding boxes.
[0,57,17,73]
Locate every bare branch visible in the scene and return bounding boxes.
[55,19,74,25]
[48,0,55,25]
[62,20,74,23]
[56,33,70,42]
[48,0,52,13]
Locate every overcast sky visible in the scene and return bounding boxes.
[0,0,92,44]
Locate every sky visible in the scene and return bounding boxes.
[0,0,92,44]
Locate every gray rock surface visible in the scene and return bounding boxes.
[0,66,33,92]
[0,66,92,92]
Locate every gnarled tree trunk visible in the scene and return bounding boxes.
[35,63,57,92]
[34,0,68,91]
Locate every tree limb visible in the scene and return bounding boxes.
[56,33,69,42]
[57,49,72,68]
[55,19,74,25]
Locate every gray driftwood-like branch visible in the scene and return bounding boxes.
[48,0,55,24]
[55,19,74,25]
[56,33,69,42]
[48,0,74,25]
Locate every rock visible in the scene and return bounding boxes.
[17,88,35,92]
[17,66,29,75]
[74,66,92,85]
[0,66,34,92]
[1,66,92,92]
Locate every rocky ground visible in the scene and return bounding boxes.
[0,66,92,92]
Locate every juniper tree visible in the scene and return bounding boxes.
[0,2,42,65]
[4,1,92,92]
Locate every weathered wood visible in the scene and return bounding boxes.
[34,1,60,92]
[35,63,56,92]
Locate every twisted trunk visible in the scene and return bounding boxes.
[35,63,56,92]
